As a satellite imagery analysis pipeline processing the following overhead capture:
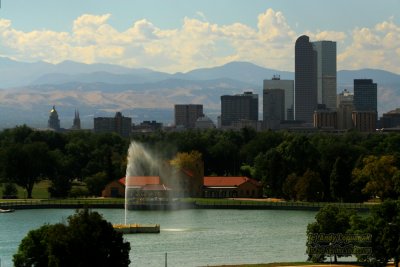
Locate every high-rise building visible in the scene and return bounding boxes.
[295,35,317,123]
[220,92,258,127]
[71,109,81,130]
[174,104,203,129]
[313,109,337,129]
[353,79,377,112]
[94,112,132,137]
[48,105,60,131]
[337,89,354,130]
[263,88,285,130]
[312,41,337,109]
[352,111,377,132]
[263,75,294,120]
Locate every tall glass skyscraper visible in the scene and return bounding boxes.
[295,35,317,123]
[353,79,377,111]
[312,41,337,109]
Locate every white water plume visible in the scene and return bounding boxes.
[124,141,161,224]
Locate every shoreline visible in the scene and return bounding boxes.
[0,198,373,212]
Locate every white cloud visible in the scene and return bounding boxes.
[0,10,399,74]
[338,20,400,73]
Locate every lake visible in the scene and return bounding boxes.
[0,208,317,267]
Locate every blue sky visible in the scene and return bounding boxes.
[0,0,399,73]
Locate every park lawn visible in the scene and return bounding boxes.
[210,263,362,267]
[0,179,51,199]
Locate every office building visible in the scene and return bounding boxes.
[295,35,318,123]
[263,88,285,130]
[313,109,337,129]
[48,105,60,131]
[263,76,294,120]
[353,79,377,112]
[337,89,354,130]
[380,109,400,128]
[312,41,337,109]
[220,92,258,127]
[94,112,132,137]
[352,111,377,132]
[174,104,203,129]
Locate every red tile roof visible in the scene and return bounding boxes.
[141,184,171,191]
[119,176,160,187]
[204,176,261,187]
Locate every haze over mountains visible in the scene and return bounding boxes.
[1,57,399,129]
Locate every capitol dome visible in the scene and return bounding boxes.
[48,105,60,131]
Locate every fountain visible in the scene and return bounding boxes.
[113,141,161,234]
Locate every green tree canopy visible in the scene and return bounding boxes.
[352,155,400,200]
[13,209,131,267]
[307,204,355,263]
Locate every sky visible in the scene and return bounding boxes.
[0,0,399,74]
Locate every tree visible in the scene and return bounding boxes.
[2,182,18,198]
[295,169,324,202]
[330,157,351,202]
[307,205,355,263]
[352,155,400,200]
[84,172,108,196]
[2,142,56,198]
[350,200,400,267]
[254,149,286,197]
[13,209,131,267]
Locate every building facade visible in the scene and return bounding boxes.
[312,41,337,109]
[337,89,354,130]
[220,92,258,127]
[263,88,285,130]
[352,111,377,132]
[174,104,203,129]
[203,176,263,198]
[295,35,318,123]
[48,105,60,131]
[313,109,337,129]
[263,76,294,120]
[380,109,400,128]
[353,79,377,112]
[94,112,132,137]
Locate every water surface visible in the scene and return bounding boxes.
[0,208,316,267]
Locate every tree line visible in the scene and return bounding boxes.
[1,125,400,201]
[307,201,400,267]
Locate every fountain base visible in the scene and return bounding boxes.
[113,224,160,234]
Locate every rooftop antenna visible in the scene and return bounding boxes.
[272,74,280,80]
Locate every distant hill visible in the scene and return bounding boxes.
[0,57,399,129]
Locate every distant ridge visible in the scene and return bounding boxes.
[1,57,400,129]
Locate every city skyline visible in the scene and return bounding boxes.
[0,0,399,74]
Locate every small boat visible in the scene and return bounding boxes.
[0,208,15,213]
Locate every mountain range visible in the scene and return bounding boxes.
[0,57,399,129]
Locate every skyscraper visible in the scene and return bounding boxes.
[263,75,294,120]
[312,41,337,109]
[295,35,317,123]
[48,105,60,131]
[220,92,258,127]
[353,79,377,112]
[174,104,203,129]
[337,89,354,130]
[263,88,285,130]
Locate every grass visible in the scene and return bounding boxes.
[208,262,362,267]
[0,180,51,199]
